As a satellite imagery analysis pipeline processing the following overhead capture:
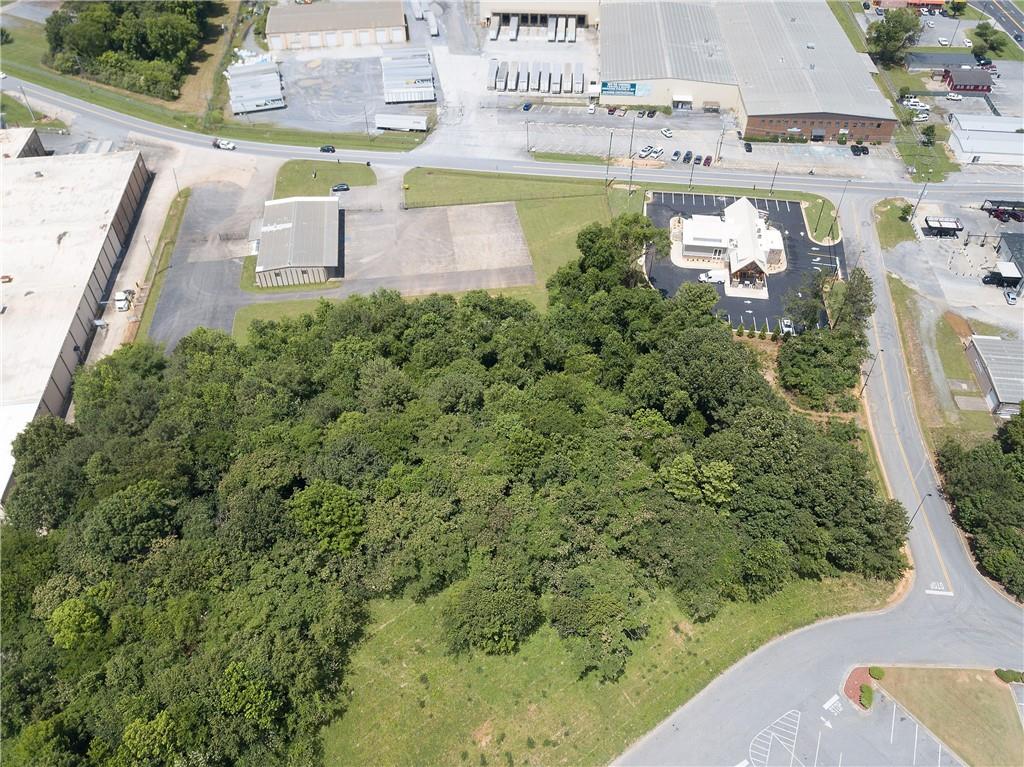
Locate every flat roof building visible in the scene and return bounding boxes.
[1,139,150,497]
[948,114,1024,167]
[266,0,407,50]
[252,197,343,288]
[226,59,285,115]
[381,49,436,103]
[965,336,1024,418]
[0,127,46,159]
[598,1,896,142]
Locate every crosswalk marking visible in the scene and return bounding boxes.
[749,710,804,767]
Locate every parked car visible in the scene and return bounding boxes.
[1005,289,1019,306]
[744,141,752,153]
[616,108,626,117]
[991,210,1011,222]
[937,37,950,46]
[779,317,794,335]
[861,145,869,155]
[522,102,533,111]
[693,154,703,165]
[1015,33,1023,43]
[703,155,712,166]
[682,150,693,163]
[671,149,681,161]
[875,7,884,15]
[646,110,657,118]
[319,145,336,153]
[698,270,727,284]
[660,127,673,138]
[587,103,596,114]
[331,183,350,192]
[212,138,236,150]
[963,38,972,47]
[651,147,664,159]
[638,145,654,158]
[913,113,930,122]
[1009,211,1024,222]
[975,55,993,65]
[607,107,617,115]
[862,1,869,8]
[851,144,862,156]
[945,92,962,101]
[926,20,935,27]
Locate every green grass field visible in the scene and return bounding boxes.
[934,316,975,383]
[894,125,959,182]
[322,578,893,767]
[273,160,377,199]
[945,3,989,21]
[880,67,932,95]
[967,27,1024,61]
[873,199,916,250]
[137,189,191,341]
[0,21,420,151]
[530,151,607,165]
[881,667,1024,767]
[0,93,67,130]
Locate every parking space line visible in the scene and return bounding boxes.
[890,702,896,744]
[913,723,919,765]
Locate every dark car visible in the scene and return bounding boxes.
[682,150,693,163]
[671,149,681,161]
[743,141,752,153]
[1009,211,1024,222]
[992,210,1011,222]
[319,145,336,153]
[860,145,869,156]
[1015,33,1023,43]
[703,155,712,166]
[607,107,616,115]
[331,183,350,192]
[646,110,656,118]
[875,7,884,15]
[693,154,703,165]
[851,144,862,156]
[862,1,869,8]
[522,102,533,111]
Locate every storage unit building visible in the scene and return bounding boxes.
[965,336,1024,418]
[382,49,436,103]
[948,114,1024,166]
[226,60,285,115]
[266,1,407,51]
[252,197,343,288]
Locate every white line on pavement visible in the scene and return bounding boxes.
[814,731,821,767]
[924,589,956,596]
[890,702,897,744]
[822,694,840,710]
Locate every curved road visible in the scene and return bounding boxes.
[9,77,1023,766]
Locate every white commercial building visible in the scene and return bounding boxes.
[965,335,1024,418]
[948,114,1024,166]
[266,0,407,51]
[0,137,150,498]
[226,59,285,115]
[251,197,343,288]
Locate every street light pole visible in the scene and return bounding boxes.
[605,129,614,186]
[910,179,929,224]
[908,492,934,527]
[769,162,779,196]
[858,349,884,397]
[627,111,638,158]
[688,156,696,189]
[19,86,37,123]
[525,119,530,152]
[827,179,850,241]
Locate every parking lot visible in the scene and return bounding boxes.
[646,191,846,332]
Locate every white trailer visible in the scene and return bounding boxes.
[547,16,557,42]
[567,17,577,43]
[410,0,424,20]
[563,63,573,93]
[530,64,540,91]
[518,65,530,92]
[486,58,499,90]
[556,16,566,42]
[496,61,508,91]
[508,15,519,41]
[573,63,584,94]
[489,14,501,41]
[540,63,550,93]
[375,113,428,131]
[424,9,439,36]
[551,69,561,94]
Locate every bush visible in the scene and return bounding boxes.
[758,329,767,340]
[860,683,874,708]
[898,203,913,222]
[836,393,859,413]
[770,331,780,342]
[868,666,885,680]
[746,328,756,338]
[995,668,1023,683]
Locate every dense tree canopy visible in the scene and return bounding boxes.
[1,215,906,765]
[867,8,922,65]
[938,413,1024,597]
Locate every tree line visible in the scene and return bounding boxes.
[938,413,1024,598]
[44,2,214,100]
[1,214,907,766]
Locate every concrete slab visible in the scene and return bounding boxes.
[955,395,992,411]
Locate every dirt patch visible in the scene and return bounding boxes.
[844,666,874,708]
[886,544,915,606]
[943,311,972,340]
[668,620,693,646]
[173,3,240,115]
[472,719,494,748]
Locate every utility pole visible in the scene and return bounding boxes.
[688,156,696,189]
[627,110,638,158]
[604,129,614,186]
[827,179,850,241]
[858,349,884,397]
[363,105,370,138]
[910,179,929,224]
[627,158,635,197]
[768,162,779,196]
[525,119,530,152]
[171,168,180,194]
[908,492,933,527]
[19,86,37,122]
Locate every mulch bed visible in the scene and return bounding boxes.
[845,666,874,708]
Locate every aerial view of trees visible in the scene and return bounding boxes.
[938,412,1024,598]
[44,1,213,100]
[867,7,922,65]
[777,267,876,411]
[1,214,907,765]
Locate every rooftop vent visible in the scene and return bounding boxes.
[34,171,43,178]
[807,42,816,49]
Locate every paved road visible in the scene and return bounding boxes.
[972,0,1024,46]
[8,76,1024,764]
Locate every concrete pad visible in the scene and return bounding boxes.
[176,182,255,264]
[955,395,992,411]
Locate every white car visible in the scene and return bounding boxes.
[913,113,930,123]
[946,92,963,101]
[963,38,972,47]
[938,37,950,46]
[212,138,236,150]
[660,127,673,138]
[651,146,664,158]
[587,103,596,114]
[926,20,935,27]
[638,145,654,158]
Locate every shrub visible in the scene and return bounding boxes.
[995,668,1023,683]
[758,329,767,340]
[836,393,859,413]
[0,27,12,45]
[898,203,913,222]
[898,85,911,99]
[526,737,536,749]
[746,328,756,338]
[770,331,780,342]
[860,683,874,709]
[868,666,885,680]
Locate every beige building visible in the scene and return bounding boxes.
[0,127,47,159]
[477,1,601,26]
[1,135,150,497]
[252,197,343,288]
[266,0,407,51]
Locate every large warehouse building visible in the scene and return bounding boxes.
[266,0,407,51]
[251,196,344,288]
[477,1,601,27]
[598,1,896,142]
[1,136,150,498]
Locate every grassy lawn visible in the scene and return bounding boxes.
[530,151,607,165]
[231,299,329,342]
[0,93,67,130]
[239,255,337,294]
[0,21,421,151]
[404,169,607,208]
[894,125,959,182]
[828,1,869,53]
[273,160,377,199]
[137,190,192,341]
[881,67,932,94]
[881,667,1024,767]
[934,314,975,383]
[967,28,1024,61]
[946,3,989,21]
[322,578,893,767]
[873,198,916,250]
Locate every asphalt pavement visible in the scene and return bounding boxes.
[6,75,1023,764]
[971,0,1024,46]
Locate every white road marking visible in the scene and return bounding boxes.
[924,589,956,597]
[890,702,897,744]
[819,716,832,729]
[813,730,822,767]
[913,723,919,765]
[734,761,750,767]
[749,711,804,767]
[822,694,840,711]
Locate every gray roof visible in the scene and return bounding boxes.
[971,335,1024,406]
[600,1,734,84]
[257,197,340,272]
[947,68,992,87]
[600,1,895,121]
[266,0,404,35]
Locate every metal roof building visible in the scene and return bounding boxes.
[266,0,407,50]
[253,197,343,288]
[966,335,1024,418]
[948,114,1024,166]
[381,49,436,103]
[226,60,285,115]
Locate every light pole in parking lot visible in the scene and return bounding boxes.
[627,111,638,158]
[768,162,779,196]
[525,119,530,151]
[909,493,934,527]
[605,130,614,185]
